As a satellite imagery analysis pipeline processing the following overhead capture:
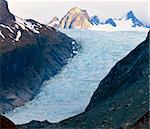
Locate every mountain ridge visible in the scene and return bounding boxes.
[48,7,148,29]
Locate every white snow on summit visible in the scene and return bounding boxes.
[90,10,149,31]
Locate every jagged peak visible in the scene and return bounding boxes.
[52,16,59,21]
[106,17,114,21]
[92,15,99,18]
[90,15,100,25]
[126,10,135,19]
[49,16,59,24]
[105,18,116,27]
[0,0,15,23]
[69,6,82,13]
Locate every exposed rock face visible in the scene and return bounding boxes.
[90,15,100,25]
[48,8,148,29]
[0,115,18,129]
[125,10,144,27]
[60,7,92,29]
[0,0,79,113]
[0,0,15,23]
[48,16,60,28]
[18,31,149,129]
[105,18,116,27]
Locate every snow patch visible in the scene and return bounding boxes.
[25,21,40,34]
[15,31,21,41]
[0,30,5,38]
[90,23,149,32]
[72,41,76,45]
[15,17,26,30]
[15,16,40,33]
[115,18,133,27]
[0,24,14,33]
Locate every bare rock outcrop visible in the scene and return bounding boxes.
[60,7,92,29]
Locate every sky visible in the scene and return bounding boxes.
[7,0,150,25]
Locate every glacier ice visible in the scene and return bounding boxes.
[4,30,147,124]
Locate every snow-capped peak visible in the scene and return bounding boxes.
[90,10,148,31]
[122,10,144,27]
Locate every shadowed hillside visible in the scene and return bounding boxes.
[0,0,79,113]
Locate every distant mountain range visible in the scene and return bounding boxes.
[48,7,149,29]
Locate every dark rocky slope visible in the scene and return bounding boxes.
[0,0,15,23]
[18,31,149,129]
[130,112,149,129]
[0,115,18,129]
[0,0,79,113]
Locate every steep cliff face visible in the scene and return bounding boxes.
[18,31,149,129]
[60,7,92,29]
[0,0,79,113]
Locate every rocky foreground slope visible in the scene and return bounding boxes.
[0,0,79,113]
[0,115,18,129]
[17,30,149,129]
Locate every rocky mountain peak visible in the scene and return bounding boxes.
[49,16,59,23]
[48,16,60,28]
[125,10,144,27]
[69,7,82,14]
[126,10,135,19]
[90,15,100,25]
[0,0,15,23]
[105,18,116,27]
[60,7,92,29]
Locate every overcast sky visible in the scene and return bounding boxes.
[7,0,150,25]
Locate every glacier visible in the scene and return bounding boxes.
[4,30,148,124]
